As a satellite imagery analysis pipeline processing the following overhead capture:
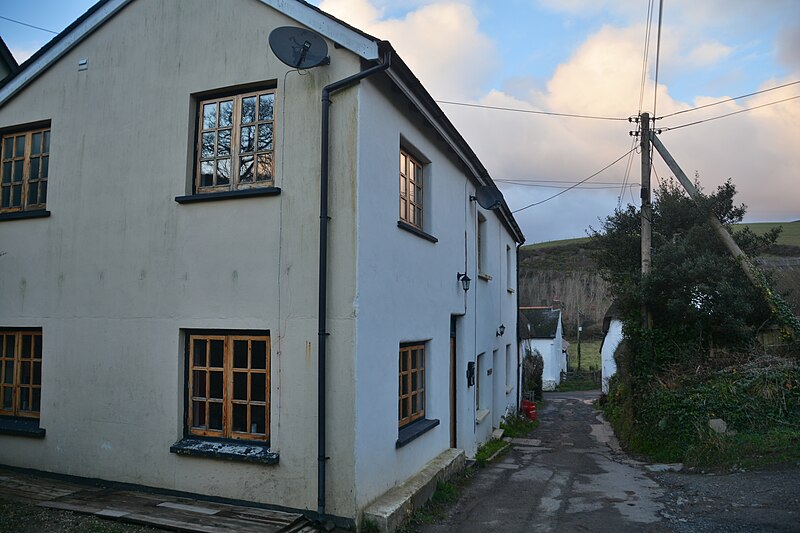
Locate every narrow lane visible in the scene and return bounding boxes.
[420,390,669,532]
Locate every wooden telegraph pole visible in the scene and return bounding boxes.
[640,113,652,330]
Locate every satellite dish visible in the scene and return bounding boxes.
[472,186,504,210]
[269,26,330,69]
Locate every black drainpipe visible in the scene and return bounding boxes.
[317,46,392,524]
[516,241,522,413]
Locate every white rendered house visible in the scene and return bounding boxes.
[0,0,524,528]
[600,304,624,394]
[519,307,567,391]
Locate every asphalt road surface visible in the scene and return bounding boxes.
[419,390,800,533]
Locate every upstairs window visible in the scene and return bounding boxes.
[1,127,50,213]
[196,90,275,193]
[0,330,43,418]
[399,149,423,229]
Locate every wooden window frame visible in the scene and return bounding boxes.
[195,89,276,194]
[1,127,50,214]
[187,333,270,442]
[0,330,43,419]
[399,148,424,230]
[398,343,425,428]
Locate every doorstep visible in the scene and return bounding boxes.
[362,448,465,533]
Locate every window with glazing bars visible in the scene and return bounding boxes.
[0,330,43,418]
[188,334,270,441]
[1,128,50,213]
[196,90,275,192]
[399,149,423,229]
[398,343,425,427]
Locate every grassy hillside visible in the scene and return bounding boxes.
[518,221,800,337]
[523,220,800,250]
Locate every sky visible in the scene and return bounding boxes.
[2,0,799,243]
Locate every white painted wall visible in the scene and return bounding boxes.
[0,0,364,519]
[530,315,566,391]
[601,319,623,394]
[352,76,520,511]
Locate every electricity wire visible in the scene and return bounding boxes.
[660,94,800,132]
[656,80,800,120]
[0,15,58,34]
[652,0,664,119]
[512,147,637,213]
[435,100,628,121]
[638,0,655,113]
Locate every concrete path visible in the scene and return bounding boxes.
[420,390,670,532]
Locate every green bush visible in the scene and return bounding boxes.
[500,412,539,438]
[604,356,800,466]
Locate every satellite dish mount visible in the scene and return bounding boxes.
[269,26,330,69]
[471,186,504,210]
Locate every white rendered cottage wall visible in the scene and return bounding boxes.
[601,319,624,393]
[352,77,519,511]
[0,0,365,519]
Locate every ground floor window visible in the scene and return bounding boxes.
[0,329,42,418]
[187,333,270,441]
[399,343,425,427]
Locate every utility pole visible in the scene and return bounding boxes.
[640,112,652,329]
[576,313,582,373]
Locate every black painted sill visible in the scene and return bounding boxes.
[170,437,279,465]
[396,418,439,448]
[175,187,281,204]
[0,416,46,438]
[0,210,50,222]
[397,220,438,243]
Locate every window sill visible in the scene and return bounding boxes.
[507,288,515,294]
[478,272,492,282]
[396,418,439,448]
[475,409,490,424]
[397,220,438,243]
[175,187,281,204]
[0,416,46,438]
[0,210,50,222]
[170,437,278,465]
[506,385,514,395]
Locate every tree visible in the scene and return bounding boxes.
[591,178,779,372]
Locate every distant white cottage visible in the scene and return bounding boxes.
[519,307,567,391]
[0,0,524,530]
[600,303,624,394]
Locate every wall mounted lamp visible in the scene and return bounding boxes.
[457,272,471,292]
[496,324,506,337]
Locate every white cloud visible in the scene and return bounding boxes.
[319,0,498,100]
[685,42,732,67]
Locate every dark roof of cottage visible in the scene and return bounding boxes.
[0,0,525,245]
[518,308,561,339]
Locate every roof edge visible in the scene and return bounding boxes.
[0,0,131,106]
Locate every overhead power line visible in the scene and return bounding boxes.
[656,79,800,120]
[652,0,664,119]
[660,94,800,132]
[0,15,58,35]
[511,147,637,213]
[435,100,628,121]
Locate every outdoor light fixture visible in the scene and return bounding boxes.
[457,272,471,292]
[496,324,506,337]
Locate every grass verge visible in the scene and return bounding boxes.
[500,413,540,438]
